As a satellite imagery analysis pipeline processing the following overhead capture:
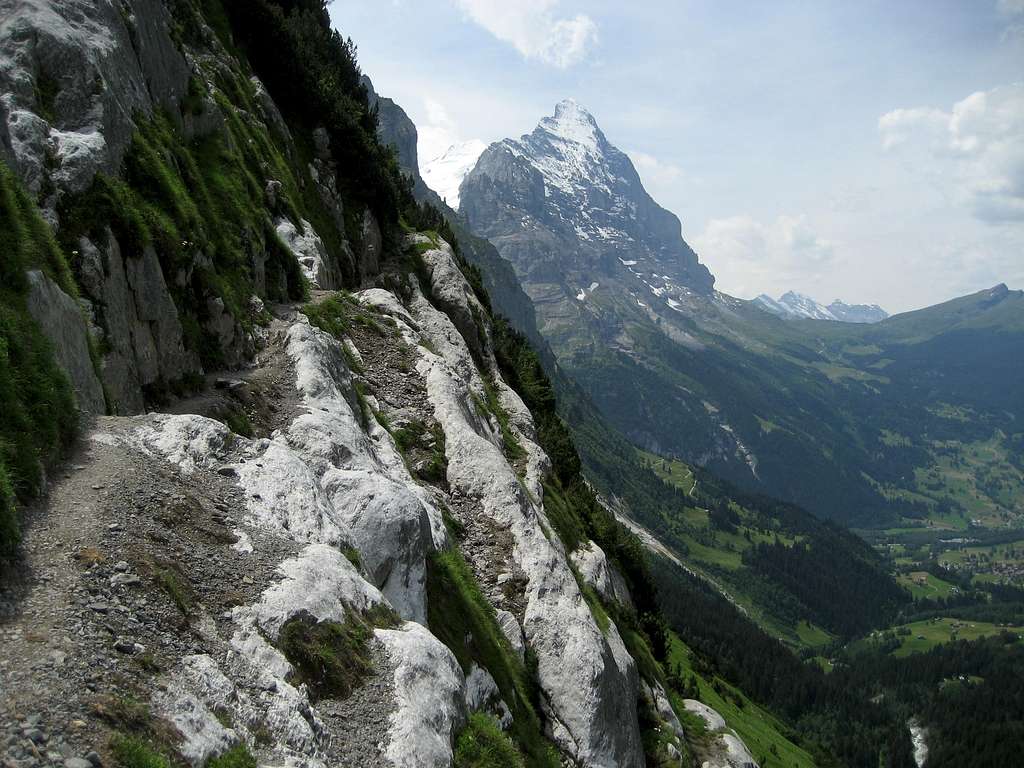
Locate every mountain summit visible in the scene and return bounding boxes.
[460,99,715,314]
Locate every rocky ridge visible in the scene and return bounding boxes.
[0,233,659,768]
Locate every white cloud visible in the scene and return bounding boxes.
[997,0,1024,15]
[417,97,460,165]
[628,150,684,188]
[879,83,1024,223]
[452,0,597,68]
[692,214,837,300]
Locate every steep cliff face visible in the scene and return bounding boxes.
[0,0,375,413]
[0,2,690,767]
[459,99,714,337]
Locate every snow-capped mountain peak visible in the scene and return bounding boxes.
[421,139,487,210]
[755,292,888,323]
[459,98,715,305]
[538,98,602,151]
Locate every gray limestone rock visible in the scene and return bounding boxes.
[24,269,106,414]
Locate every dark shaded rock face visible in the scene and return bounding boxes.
[459,99,714,313]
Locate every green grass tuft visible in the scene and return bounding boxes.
[207,744,257,768]
[154,567,194,617]
[110,735,170,768]
[224,408,253,438]
[454,713,525,768]
[277,610,389,701]
[480,379,525,464]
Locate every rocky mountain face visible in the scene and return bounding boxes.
[460,100,714,349]
[826,299,888,323]
[0,3,707,768]
[754,291,888,323]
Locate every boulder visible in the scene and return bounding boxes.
[572,541,634,610]
[275,217,341,290]
[376,622,466,768]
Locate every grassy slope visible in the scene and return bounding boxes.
[559,276,1024,531]
[896,571,958,600]
[665,633,815,768]
[851,617,1024,658]
[632,447,869,647]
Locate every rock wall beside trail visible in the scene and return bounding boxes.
[0,0,189,200]
[0,0,377,413]
[24,269,106,413]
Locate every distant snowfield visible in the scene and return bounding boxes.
[422,139,487,209]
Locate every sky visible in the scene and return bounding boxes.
[329,0,1024,313]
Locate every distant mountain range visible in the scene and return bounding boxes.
[755,291,889,323]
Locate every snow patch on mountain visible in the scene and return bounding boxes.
[421,140,487,209]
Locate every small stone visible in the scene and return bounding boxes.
[107,524,121,532]
[24,731,45,745]
[113,638,141,655]
[68,723,86,731]
[496,573,512,585]
[86,604,108,614]
[84,753,101,768]
[113,561,129,573]
[216,467,238,478]
[64,759,93,768]
[109,574,141,588]
[90,485,104,491]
